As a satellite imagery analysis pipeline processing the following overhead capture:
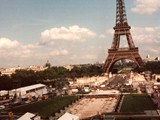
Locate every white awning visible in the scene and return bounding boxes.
[58,112,79,120]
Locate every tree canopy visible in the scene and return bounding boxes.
[0,64,103,90]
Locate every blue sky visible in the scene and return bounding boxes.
[0,0,160,68]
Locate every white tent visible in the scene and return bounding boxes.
[58,112,79,120]
[17,112,40,120]
[9,83,48,98]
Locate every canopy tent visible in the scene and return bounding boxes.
[17,112,40,120]
[58,112,79,120]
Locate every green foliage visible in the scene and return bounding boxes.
[11,96,78,117]
[145,61,160,74]
[71,65,102,78]
[52,78,69,89]
[36,66,70,80]
[0,64,102,90]
[0,75,12,90]
[11,70,37,88]
[137,61,160,73]
[120,94,156,112]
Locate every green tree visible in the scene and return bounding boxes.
[52,78,69,89]
[0,75,12,90]
[11,70,38,88]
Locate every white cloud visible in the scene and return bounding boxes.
[0,37,36,58]
[41,25,96,43]
[10,49,32,58]
[99,34,106,39]
[23,44,40,49]
[69,54,98,65]
[147,48,159,54]
[107,29,114,35]
[49,49,69,56]
[132,0,160,14]
[131,26,160,44]
[0,38,19,49]
[80,54,97,60]
[0,37,72,67]
[131,26,160,57]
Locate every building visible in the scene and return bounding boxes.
[27,65,47,71]
[45,60,51,68]
[9,84,48,99]
[0,67,21,76]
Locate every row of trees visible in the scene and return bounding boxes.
[143,61,160,74]
[1,61,159,90]
[136,61,160,74]
[0,64,103,90]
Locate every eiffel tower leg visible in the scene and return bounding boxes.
[103,58,112,73]
[103,53,116,73]
[134,54,145,67]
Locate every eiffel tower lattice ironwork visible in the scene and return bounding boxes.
[103,0,144,73]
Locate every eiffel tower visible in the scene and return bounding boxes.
[103,0,144,73]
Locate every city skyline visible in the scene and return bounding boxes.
[0,0,160,68]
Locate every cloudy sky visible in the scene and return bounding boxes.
[0,0,160,68]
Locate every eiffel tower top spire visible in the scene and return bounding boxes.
[114,0,130,29]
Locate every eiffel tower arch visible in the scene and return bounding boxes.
[103,0,144,73]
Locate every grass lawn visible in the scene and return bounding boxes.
[11,95,78,117]
[120,94,156,112]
